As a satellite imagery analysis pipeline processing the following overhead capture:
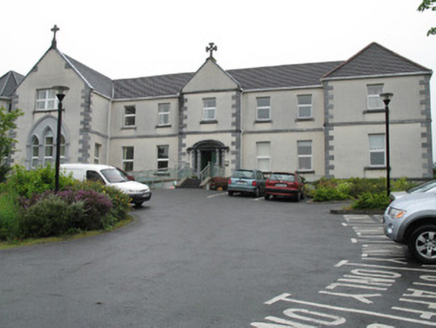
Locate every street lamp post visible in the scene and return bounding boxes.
[380,92,393,197]
[53,86,69,193]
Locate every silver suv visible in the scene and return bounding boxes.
[383,192,436,264]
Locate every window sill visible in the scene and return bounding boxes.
[295,117,314,122]
[200,120,218,124]
[156,124,172,128]
[121,126,136,130]
[364,109,385,114]
[254,120,272,124]
[297,170,315,174]
[364,166,387,171]
[33,109,58,114]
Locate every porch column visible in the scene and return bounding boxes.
[197,150,201,175]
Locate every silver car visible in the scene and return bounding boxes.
[383,192,436,264]
[390,179,436,202]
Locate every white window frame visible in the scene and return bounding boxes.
[256,97,271,121]
[367,84,384,110]
[44,130,54,166]
[157,145,169,169]
[369,134,386,167]
[297,95,312,119]
[31,136,40,168]
[124,106,136,127]
[36,89,58,111]
[122,146,134,172]
[202,98,216,121]
[60,135,66,164]
[297,140,312,171]
[158,103,170,126]
[94,143,101,164]
[256,141,271,172]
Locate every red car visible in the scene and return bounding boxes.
[264,172,306,202]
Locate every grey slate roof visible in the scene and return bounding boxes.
[0,71,24,98]
[61,42,432,100]
[113,73,194,99]
[227,61,343,90]
[324,42,432,79]
[64,54,113,98]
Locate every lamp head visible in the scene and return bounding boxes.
[53,85,69,101]
[379,92,393,106]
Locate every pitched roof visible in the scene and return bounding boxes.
[63,54,113,98]
[112,61,343,99]
[228,61,343,90]
[0,71,24,98]
[113,73,194,99]
[56,42,432,100]
[323,42,432,79]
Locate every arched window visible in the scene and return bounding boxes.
[44,130,54,166]
[60,135,66,163]
[31,136,40,168]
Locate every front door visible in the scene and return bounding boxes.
[200,150,216,171]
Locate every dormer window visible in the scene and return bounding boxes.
[36,89,57,111]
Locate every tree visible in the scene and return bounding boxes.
[418,0,436,36]
[0,106,23,182]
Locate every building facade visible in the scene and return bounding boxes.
[2,35,433,181]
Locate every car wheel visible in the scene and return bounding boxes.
[264,194,270,200]
[408,225,436,264]
[228,190,234,196]
[134,201,144,208]
[292,192,300,202]
[254,188,260,198]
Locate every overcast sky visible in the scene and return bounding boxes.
[2,0,436,155]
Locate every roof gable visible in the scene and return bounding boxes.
[182,58,240,93]
[323,42,432,79]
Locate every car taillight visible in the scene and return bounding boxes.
[252,181,257,187]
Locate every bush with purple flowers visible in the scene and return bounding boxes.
[0,165,131,241]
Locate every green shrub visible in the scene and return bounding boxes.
[352,192,390,210]
[0,191,19,240]
[312,186,350,202]
[4,165,76,198]
[18,193,86,238]
[391,177,417,192]
[346,177,386,198]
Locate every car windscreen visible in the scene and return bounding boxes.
[101,168,128,183]
[233,170,254,179]
[408,180,436,193]
[270,174,295,182]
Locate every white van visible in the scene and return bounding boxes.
[60,163,152,207]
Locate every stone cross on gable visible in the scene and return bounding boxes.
[51,24,60,49]
[206,42,217,58]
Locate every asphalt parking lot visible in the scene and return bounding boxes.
[1,189,435,328]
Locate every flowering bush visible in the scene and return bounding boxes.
[18,193,86,238]
[0,166,132,240]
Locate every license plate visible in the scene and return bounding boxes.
[276,183,287,187]
[237,181,246,184]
